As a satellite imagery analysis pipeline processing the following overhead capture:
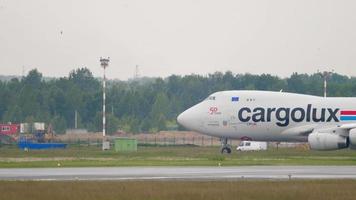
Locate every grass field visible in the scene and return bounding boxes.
[1,180,356,200]
[1,145,356,167]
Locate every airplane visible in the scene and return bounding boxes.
[177,90,356,153]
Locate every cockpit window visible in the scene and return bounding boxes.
[206,96,216,100]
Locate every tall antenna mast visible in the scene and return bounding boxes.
[22,66,25,77]
[74,110,78,129]
[134,65,140,80]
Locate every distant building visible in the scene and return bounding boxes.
[65,129,88,134]
[20,122,45,134]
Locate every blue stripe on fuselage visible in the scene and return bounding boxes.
[340,116,356,121]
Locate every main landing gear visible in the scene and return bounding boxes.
[220,137,232,154]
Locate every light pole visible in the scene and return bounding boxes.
[318,70,334,98]
[100,57,110,150]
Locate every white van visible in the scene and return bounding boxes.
[236,141,268,151]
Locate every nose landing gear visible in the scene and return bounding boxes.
[220,137,232,154]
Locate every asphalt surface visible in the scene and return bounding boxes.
[1,166,356,180]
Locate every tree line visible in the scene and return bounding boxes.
[1,68,356,134]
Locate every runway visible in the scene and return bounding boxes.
[1,166,356,180]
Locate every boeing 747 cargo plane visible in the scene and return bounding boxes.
[177,90,356,153]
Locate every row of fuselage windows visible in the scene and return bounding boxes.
[205,96,255,102]
[206,96,216,100]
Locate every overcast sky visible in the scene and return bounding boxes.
[0,0,356,80]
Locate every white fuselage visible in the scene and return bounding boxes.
[177,90,356,142]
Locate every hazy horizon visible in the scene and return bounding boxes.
[1,68,354,82]
[1,0,356,80]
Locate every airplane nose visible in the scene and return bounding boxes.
[177,106,202,131]
[177,112,187,127]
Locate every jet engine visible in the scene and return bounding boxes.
[308,132,348,150]
[348,129,356,149]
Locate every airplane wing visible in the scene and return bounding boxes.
[338,123,356,130]
[282,123,356,150]
[282,123,356,137]
[306,123,356,150]
[281,124,318,136]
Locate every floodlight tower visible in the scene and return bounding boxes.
[318,70,334,98]
[100,57,110,150]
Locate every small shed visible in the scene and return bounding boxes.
[114,138,137,152]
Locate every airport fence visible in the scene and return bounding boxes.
[54,136,240,148]
[0,134,308,150]
[0,136,241,149]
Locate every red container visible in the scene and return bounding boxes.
[0,124,19,135]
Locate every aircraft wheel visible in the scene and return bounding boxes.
[221,147,232,154]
